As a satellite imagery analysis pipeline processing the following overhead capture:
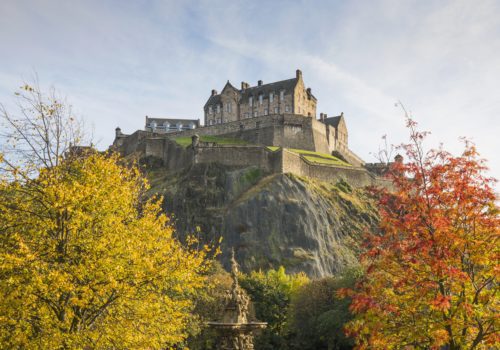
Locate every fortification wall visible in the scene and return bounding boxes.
[194,146,281,172]
[310,118,330,154]
[281,149,389,188]
[161,114,317,151]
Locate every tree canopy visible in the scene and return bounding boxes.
[0,83,211,349]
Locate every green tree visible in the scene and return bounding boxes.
[0,83,211,349]
[238,266,309,349]
[288,269,361,350]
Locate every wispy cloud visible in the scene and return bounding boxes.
[0,0,498,177]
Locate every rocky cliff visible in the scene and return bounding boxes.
[146,162,379,278]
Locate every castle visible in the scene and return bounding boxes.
[113,70,390,188]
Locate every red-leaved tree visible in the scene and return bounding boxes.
[341,118,499,349]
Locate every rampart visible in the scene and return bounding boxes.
[113,133,389,188]
[116,113,365,167]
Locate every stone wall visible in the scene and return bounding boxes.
[280,149,390,188]
[194,145,281,173]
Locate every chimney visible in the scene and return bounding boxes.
[258,80,263,86]
[296,69,302,79]
[115,127,122,137]
[319,113,324,121]
[211,89,217,96]
[324,113,328,119]
[241,81,248,90]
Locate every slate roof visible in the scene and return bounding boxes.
[145,117,200,127]
[323,115,343,128]
[204,75,317,108]
[240,78,298,99]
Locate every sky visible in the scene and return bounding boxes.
[1,0,499,178]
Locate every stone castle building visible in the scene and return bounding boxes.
[113,69,391,188]
[144,116,200,133]
[204,70,317,126]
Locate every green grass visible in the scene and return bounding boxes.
[287,148,351,166]
[173,135,250,147]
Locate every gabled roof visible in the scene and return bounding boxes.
[323,115,344,128]
[240,78,298,99]
[204,94,221,108]
[222,80,238,93]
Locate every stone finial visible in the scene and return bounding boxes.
[296,69,302,79]
[211,89,218,96]
[115,127,122,137]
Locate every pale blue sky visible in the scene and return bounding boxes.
[1,0,499,177]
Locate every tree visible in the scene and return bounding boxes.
[0,83,211,349]
[238,266,309,349]
[288,269,361,350]
[0,80,88,177]
[342,118,499,349]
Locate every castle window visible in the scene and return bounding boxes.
[269,92,274,102]
[264,108,268,115]
[216,105,220,113]
[285,105,290,112]
[274,107,279,113]
[280,90,285,101]
[226,102,232,112]
[208,106,212,114]
[259,94,263,105]
[249,96,254,107]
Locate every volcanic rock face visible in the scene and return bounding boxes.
[148,163,378,278]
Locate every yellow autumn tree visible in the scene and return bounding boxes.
[0,83,211,349]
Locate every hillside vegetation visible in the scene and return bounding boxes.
[147,163,378,277]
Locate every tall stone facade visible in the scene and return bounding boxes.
[204,70,317,126]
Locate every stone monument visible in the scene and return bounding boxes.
[208,250,267,349]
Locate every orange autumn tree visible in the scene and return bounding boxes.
[342,118,499,349]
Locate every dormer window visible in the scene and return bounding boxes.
[150,121,157,130]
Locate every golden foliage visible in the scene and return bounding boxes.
[0,152,211,349]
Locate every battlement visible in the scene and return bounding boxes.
[112,128,389,189]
